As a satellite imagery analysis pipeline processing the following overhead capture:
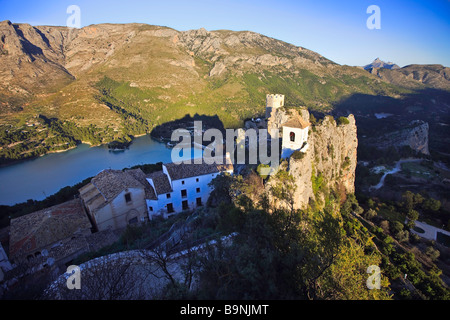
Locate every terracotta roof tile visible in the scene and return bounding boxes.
[91,169,143,201]
[126,169,157,200]
[9,199,91,259]
[147,171,172,195]
[282,115,310,129]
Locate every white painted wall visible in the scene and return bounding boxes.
[146,170,233,220]
[281,126,309,158]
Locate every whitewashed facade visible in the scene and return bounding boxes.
[281,125,309,158]
[146,156,233,220]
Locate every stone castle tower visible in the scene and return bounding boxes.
[265,94,284,119]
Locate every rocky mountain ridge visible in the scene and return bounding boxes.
[0,21,448,164]
[364,57,400,70]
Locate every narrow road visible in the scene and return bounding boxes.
[370,158,422,191]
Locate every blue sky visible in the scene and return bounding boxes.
[0,0,449,67]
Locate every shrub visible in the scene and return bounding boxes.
[390,221,404,235]
[410,233,421,244]
[291,150,306,160]
[337,117,350,126]
[422,198,441,212]
[407,209,419,221]
[256,164,271,179]
[364,208,377,220]
[425,246,440,261]
[395,230,410,243]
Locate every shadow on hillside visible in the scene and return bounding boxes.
[331,88,450,117]
[331,88,450,164]
[150,114,225,141]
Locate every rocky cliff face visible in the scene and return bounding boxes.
[267,110,357,210]
[369,120,429,155]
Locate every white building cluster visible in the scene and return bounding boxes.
[79,154,234,232]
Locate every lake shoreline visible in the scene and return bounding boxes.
[0,133,156,169]
[0,134,173,206]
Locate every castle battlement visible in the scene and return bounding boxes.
[265,94,284,119]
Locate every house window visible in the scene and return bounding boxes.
[167,203,174,213]
[166,193,171,199]
[125,193,132,203]
[196,197,202,207]
[182,180,185,185]
[290,131,295,142]
[181,189,187,198]
[128,217,138,224]
[196,187,200,193]
[182,200,189,210]
[196,178,199,182]
[149,206,153,212]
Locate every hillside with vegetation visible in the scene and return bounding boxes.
[0,20,424,164]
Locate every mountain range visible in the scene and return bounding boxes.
[0,20,449,162]
[363,57,400,70]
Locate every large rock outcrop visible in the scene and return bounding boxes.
[267,110,358,210]
[369,120,429,155]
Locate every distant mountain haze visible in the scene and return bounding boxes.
[363,57,400,70]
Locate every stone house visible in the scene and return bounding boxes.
[79,169,151,232]
[8,199,92,269]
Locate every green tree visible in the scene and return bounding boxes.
[422,198,441,212]
[207,173,243,206]
[425,246,440,261]
[390,221,404,235]
[269,170,297,212]
[407,209,419,222]
[364,208,377,220]
[317,241,391,300]
[402,191,415,212]
[256,164,270,180]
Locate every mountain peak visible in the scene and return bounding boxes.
[364,58,400,70]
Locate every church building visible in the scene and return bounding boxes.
[265,93,310,159]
